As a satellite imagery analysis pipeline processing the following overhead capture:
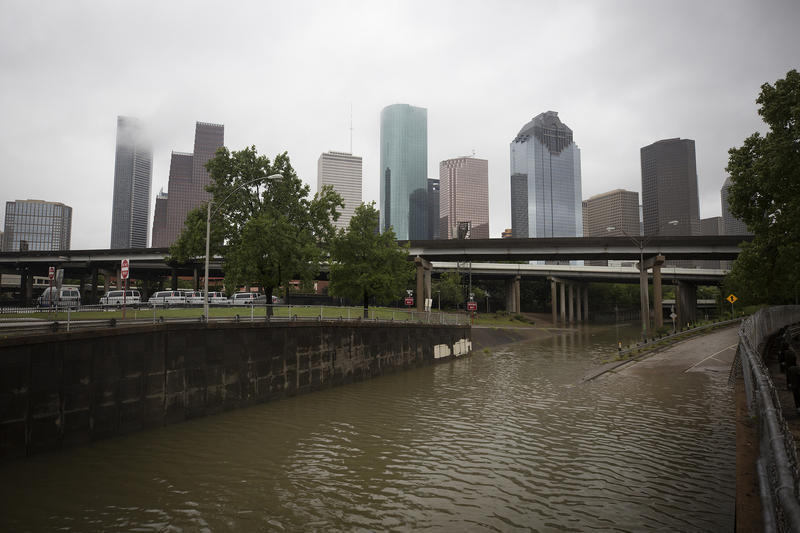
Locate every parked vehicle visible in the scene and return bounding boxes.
[230,292,267,306]
[185,290,204,305]
[38,287,81,309]
[100,289,142,308]
[149,290,186,307]
[208,291,229,305]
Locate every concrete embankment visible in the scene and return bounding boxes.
[0,321,471,460]
[470,326,553,350]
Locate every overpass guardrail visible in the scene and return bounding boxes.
[0,303,468,337]
[737,305,800,532]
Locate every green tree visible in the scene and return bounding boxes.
[432,271,465,309]
[169,146,343,312]
[329,202,413,317]
[726,69,800,304]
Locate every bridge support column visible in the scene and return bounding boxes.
[638,260,651,340]
[414,256,432,312]
[91,266,98,303]
[677,281,697,327]
[22,270,33,304]
[576,284,582,323]
[568,284,574,324]
[550,278,557,325]
[193,268,199,291]
[583,285,589,322]
[103,269,110,295]
[652,255,665,329]
[559,281,566,325]
[171,269,178,291]
[514,276,521,315]
[424,269,432,308]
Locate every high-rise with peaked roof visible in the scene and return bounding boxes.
[510,111,582,238]
[640,138,700,236]
[317,151,362,230]
[156,122,224,247]
[380,104,428,240]
[439,156,489,239]
[110,116,152,248]
[720,176,751,235]
[2,200,72,251]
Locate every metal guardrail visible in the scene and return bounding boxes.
[738,305,800,532]
[0,303,468,337]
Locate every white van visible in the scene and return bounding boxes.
[208,291,229,305]
[185,290,204,305]
[100,290,141,308]
[38,287,81,309]
[230,292,267,306]
[149,290,186,307]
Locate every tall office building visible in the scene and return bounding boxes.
[317,151,362,230]
[380,103,428,240]
[439,156,490,239]
[158,122,224,247]
[151,189,168,248]
[640,138,700,236]
[582,189,640,237]
[720,176,751,235]
[510,111,582,238]
[110,116,153,249]
[2,200,72,251]
[427,178,440,239]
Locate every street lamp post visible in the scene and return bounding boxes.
[203,173,283,321]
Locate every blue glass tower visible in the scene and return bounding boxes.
[380,104,428,240]
[510,111,582,238]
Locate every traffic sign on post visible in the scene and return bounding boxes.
[405,297,414,306]
[121,258,130,280]
[48,266,55,280]
[726,294,738,304]
[467,301,477,311]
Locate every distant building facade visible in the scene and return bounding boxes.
[720,176,751,235]
[640,138,700,236]
[110,116,152,249]
[439,156,489,239]
[151,189,168,248]
[700,216,724,269]
[2,200,72,251]
[317,151,362,230]
[582,189,640,237]
[501,228,513,239]
[510,111,582,238]
[427,178,440,239]
[154,122,224,248]
[380,103,428,240]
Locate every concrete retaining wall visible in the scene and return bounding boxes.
[0,321,471,460]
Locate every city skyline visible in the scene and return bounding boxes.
[1,2,796,249]
[110,116,152,249]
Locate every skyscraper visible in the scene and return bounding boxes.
[151,189,168,248]
[640,138,700,236]
[427,178,440,239]
[380,104,428,240]
[158,122,224,247]
[510,111,582,238]
[721,176,751,235]
[2,200,72,251]
[439,156,490,239]
[582,189,640,237]
[110,116,153,249]
[317,151,362,230]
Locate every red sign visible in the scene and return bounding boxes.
[404,297,414,306]
[467,301,477,311]
[48,266,55,280]
[121,258,130,280]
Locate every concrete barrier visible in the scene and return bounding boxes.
[0,321,471,460]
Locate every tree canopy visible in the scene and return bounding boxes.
[328,202,413,316]
[725,69,800,303]
[169,146,343,305]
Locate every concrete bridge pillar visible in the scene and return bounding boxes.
[414,256,432,312]
[677,281,698,327]
[652,255,665,329]
[514,276,521,315]
[568,284,574,324]
[505,276,521,313]
[559,281,566,325]
[583,285,589,322]
[550,279,557,325]
[576,284,582,323]
[103,269,110,295]
[193,268,199,291]
[21,270,32,304]
[638,260,651,340]
[91,266,99,303]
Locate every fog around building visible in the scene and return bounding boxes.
[1,0,798,249]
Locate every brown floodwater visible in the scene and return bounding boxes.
[0,324,735,531]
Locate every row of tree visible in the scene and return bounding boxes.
[168,146,413,317]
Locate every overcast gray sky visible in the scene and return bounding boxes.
[1,0,798,249]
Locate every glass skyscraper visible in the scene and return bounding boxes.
[2,199,72,251]
[380,104,428,240]
[110,116,152,249]
[510,111,582,238]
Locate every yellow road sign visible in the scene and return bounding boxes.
[727,294,738,304]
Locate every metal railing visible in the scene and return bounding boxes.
[0,303,468,337]
[737,305,800,532]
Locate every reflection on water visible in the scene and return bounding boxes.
[0,324,734,531]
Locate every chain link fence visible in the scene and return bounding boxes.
[738,305,800,532]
